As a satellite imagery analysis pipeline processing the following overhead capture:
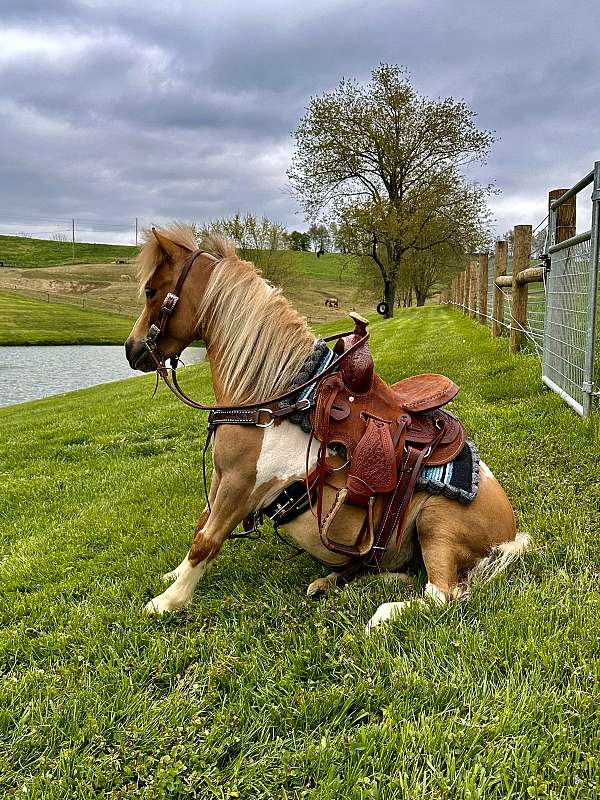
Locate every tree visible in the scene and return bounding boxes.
[404,240,469,306]
[288,64,494,316]
[307,222,330,253]
[200,213,291,285]
[288,230,310,251]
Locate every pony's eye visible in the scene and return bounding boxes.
[145,287,157,299]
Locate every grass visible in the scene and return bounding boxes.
[0,240,375,329]
[1,307,599,798]
[0,291,134,345]
[0,235,138,267]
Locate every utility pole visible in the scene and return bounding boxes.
[72,219,75,263]
[135,217,138,247]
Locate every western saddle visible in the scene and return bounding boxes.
[310,313,464,579]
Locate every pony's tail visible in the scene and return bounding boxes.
[467,532,531,586]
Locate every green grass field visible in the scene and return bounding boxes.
[0,291,135,345]
[1,307,599,798]
[0,235,138,267]
[0,236,373,327]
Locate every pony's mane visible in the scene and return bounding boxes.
[197,247,316,405]
[136,223,200,289]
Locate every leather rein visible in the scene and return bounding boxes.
[143,249,369,425]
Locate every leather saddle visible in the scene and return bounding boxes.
[311,313,464,571]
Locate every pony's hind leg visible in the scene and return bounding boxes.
[307,570,413,597]
[365,475,517,633]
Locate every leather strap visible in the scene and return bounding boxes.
[333,418,448,585]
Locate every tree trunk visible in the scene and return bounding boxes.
[415,287,426,306]
[383,278,396,318]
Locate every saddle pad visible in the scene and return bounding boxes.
[416,441,479,504]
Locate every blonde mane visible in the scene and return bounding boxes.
[197,241,316,405]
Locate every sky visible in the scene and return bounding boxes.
[1,0,599,244]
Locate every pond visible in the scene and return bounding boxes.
[0,345,206,408]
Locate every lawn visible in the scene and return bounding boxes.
[0,307,598,798]
[0,291,135,345]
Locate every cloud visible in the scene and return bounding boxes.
[0,0,598,243]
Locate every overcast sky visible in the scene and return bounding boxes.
[1,0,599,244]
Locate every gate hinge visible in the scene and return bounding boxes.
[592,189,600,202]
[582,380,595,395]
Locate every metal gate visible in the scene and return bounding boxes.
[542,162,600,416]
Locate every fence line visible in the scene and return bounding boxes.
[442,168,600,417]
[0,285,135,318]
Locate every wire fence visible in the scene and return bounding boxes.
[542,237,592,412]
[0,285,136,317]
[443,163,600,416]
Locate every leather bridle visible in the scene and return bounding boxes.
[142,248,370,424]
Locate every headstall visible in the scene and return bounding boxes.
[143,248,368,423]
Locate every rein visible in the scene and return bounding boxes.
[143,248,369,421]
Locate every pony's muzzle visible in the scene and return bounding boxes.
[125,338,155,372]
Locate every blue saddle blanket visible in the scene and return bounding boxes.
[416,441,479,504]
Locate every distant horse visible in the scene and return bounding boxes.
[120,274,131,281]
[125,225,526,631]
[324,297,338,308]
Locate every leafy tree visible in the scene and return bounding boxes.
[288,230,311,251]
[288,64,493,316]
[200,213,291,285]
[307,222,330,253]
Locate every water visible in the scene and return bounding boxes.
[0,345,206,408]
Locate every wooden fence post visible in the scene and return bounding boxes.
[492,240,508,338]
[478,252,489,324]
[548,189,576,245]
[469,257,478,319]
[462,265,470,312]
[510,225,533,353]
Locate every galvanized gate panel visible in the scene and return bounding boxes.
[542,162,600,416]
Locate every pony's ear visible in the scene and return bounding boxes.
[152,227,192,260]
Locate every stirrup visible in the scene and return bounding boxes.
[320,489,375,557]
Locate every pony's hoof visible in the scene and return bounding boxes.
[306,576,334,598]
[365,601,410,635]
[144,592,187,616]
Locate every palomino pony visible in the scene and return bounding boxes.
[125,225,527,632]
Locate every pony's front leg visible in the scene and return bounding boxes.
[161,507,210,584]
[144,478,249,615]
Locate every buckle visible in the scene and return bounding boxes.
[145,324,161,352]
[296,398,311,411]
[163,293,179,313]
[256,408,275,428]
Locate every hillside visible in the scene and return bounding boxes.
[1,307,598,798]
[0,234,138,267]
[0,235,375,324]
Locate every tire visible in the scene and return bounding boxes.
[376,301,388,316]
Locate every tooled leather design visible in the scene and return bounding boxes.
[339,344,374,394]
[348,417,396,494]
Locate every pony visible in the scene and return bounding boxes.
[125,225,528,632]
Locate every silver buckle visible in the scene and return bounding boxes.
[256,408,275,428]
[163,293,179,313]
[145,324,161,352]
